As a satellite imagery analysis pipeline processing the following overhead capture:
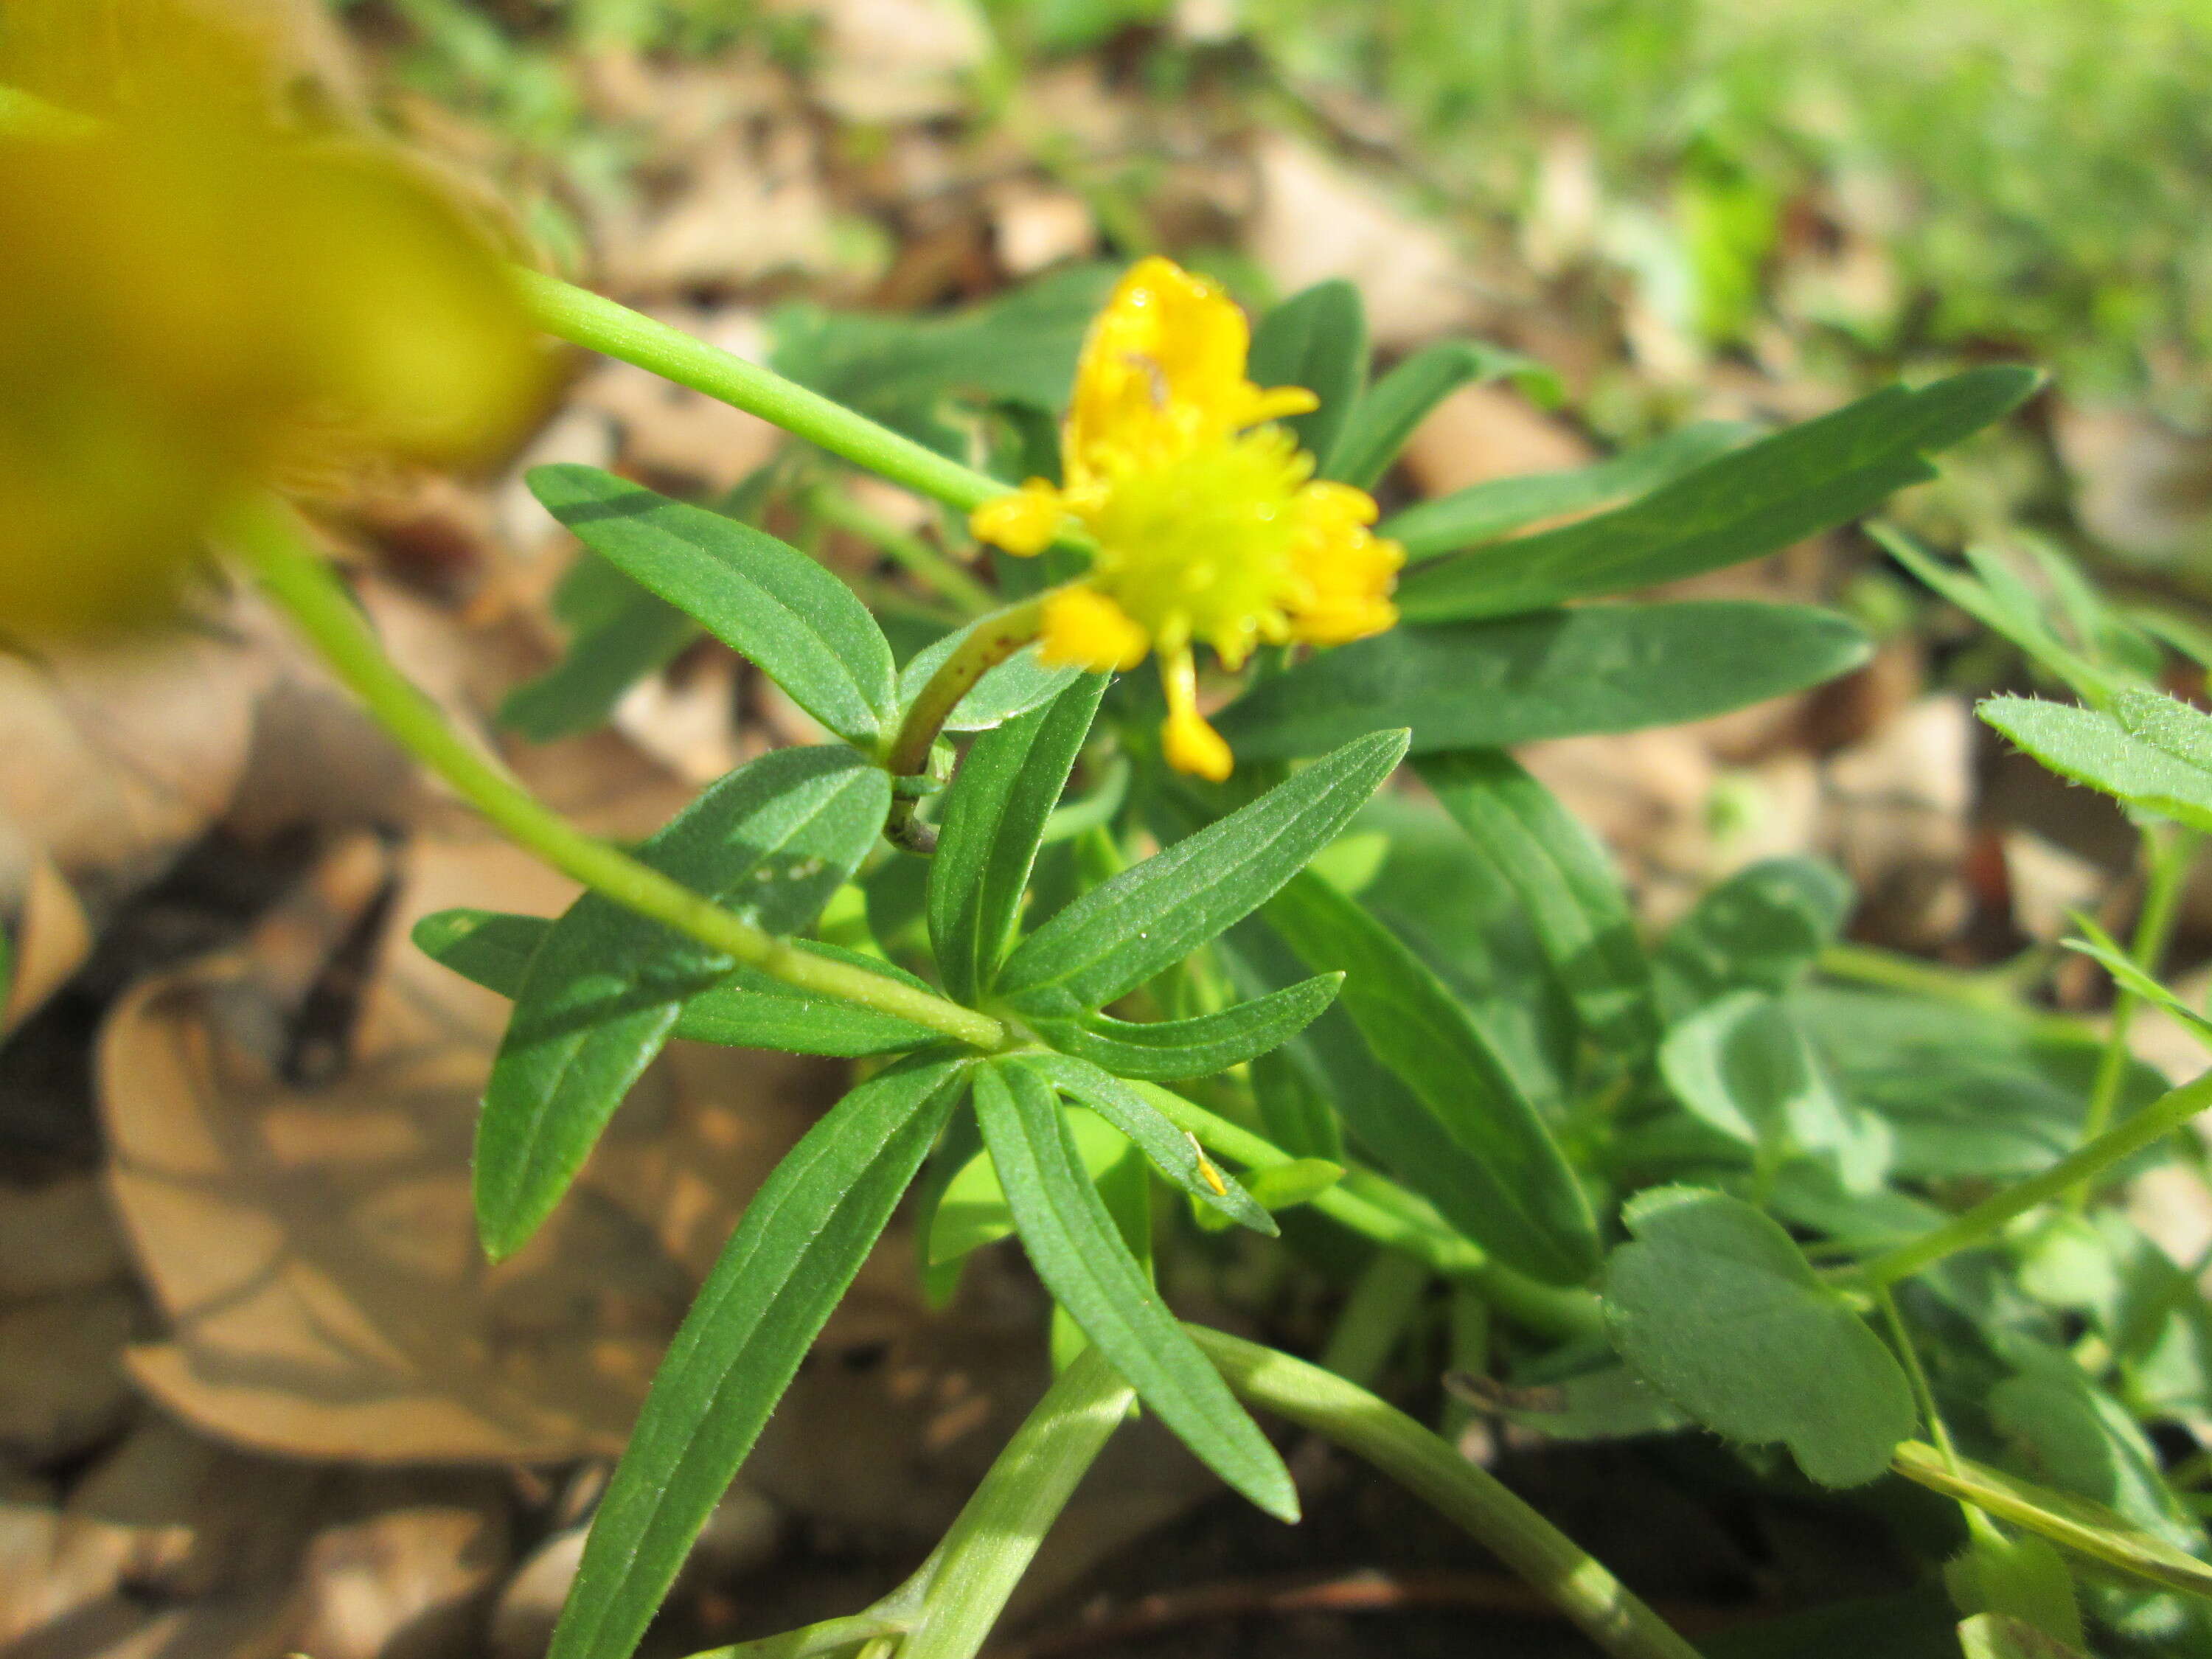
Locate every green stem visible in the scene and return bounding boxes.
[1817,942,2036,1014]
[1877,1285,1960,1470]
[896,1347,1134,1659]
[804,484,997,617]
[881,593,1054,853]
[2079,826,2198,1152]
[1131,1082,1606,1342]
[518,269,1053,528]
[1864,1066,2212,1287]
[1191,1329,1708,1659]
[232,500,1004,1052]
[1320,1250,1430,1388]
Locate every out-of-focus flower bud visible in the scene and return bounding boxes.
[0,0,545,639]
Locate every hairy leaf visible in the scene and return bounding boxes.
[997,728,1408,1016]
[1029,973,1340,1081]
[971,1058,1298,1520]
[548,1051,969,1659]
[929,675,1105,1001]
[474,748,888,1258]
[1603,1186,1915,1486]
[530,465,897,745]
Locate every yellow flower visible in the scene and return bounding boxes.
[968,257,1402,780]
[0,0,544,638]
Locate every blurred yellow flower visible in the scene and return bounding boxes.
[0,1,544,639]
[969,257,1402,780]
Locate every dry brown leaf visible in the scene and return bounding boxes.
[1399,381,1594,503]
[782,0,989,125]
[0,1173,131,1303]
[1246,135,1475,352]
[0,616,275,900]
[98,830,829,1464]
[0,1288,139,1466]
[4,857,91,1037]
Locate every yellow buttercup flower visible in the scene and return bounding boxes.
[968,257,1402,781]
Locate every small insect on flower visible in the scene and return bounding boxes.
[969,258,1403,781]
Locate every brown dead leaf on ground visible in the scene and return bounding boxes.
[0,611,276,908]
[1246,135,1478,352]
[97,827,831,1464]
[3,858,92,1038]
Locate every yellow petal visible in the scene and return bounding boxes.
[1163,706,1234,781]
[1039,585,1150,672]
[1066,257,1260,479]
[970,479,1065,555]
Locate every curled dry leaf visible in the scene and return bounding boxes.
[97,832,833,1462]
[0,616,274,900]
[2,857,92,1037]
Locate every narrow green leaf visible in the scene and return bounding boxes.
[1029,973,1340,1081]
[970,1059,1298,1520]
[412,908,546,999]
[1416,749,1658,1055]
[1980,695,2212,836]
[498,556,698,742]
[2065,917,2212,1051]
[1217,603,1871,761]
[548,1051,968,1659]
[925,1104,1135,1265]
[1015,1051,1276,1234]
[1326,339,1556,490]
[1248,279,1368,471]
[928,675,1106,1001]
[1894,1440,2212,1602]
[475,748,890,1258]
[1877,527,2118,706]
[1397,367,2039,622]
[417,909,939,1057]
[1602,1186,1915,1486]
[529,465,897,745]
[1380,422,1756,562]
[1262,871,1599,1285]
[896,621,1085,733]
[997,728,1408,1016]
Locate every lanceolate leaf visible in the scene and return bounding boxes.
[1262,871,1599,1285]
[1217,603,1870,762]
[529,465,897,746]
[1248,279,1368,473]
[928,675,1107,1001]
[1395,366,2038,621]
[1325,339,1554,491]
[1416,750,1658,1055]
[1017,1051,1276,1234]
[996,728,1408,1016]
[1380,421,1756,561]
[547,1051,970,1659]
[474,748,890,1259]
[415,911,940,1057]
[1029,973,1340,1081]
[970,1059,1299,1520]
